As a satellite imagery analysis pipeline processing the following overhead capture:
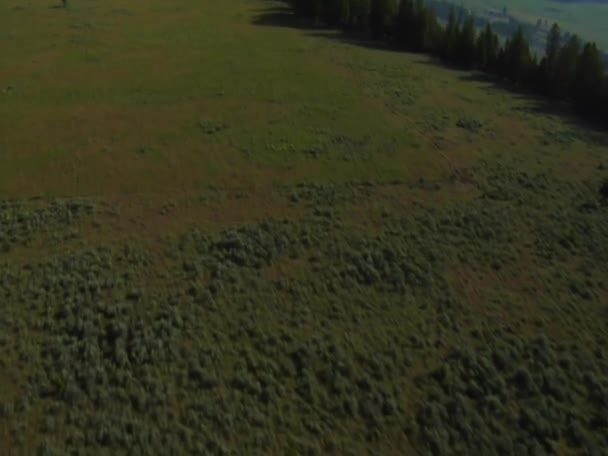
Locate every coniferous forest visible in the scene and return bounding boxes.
[288,0,608,127]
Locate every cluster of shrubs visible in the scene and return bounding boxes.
[285,0,608,126]
[1,168,607,453]
[0,198,95,252]
[285,182,370,205]
[172,209,449,299]
[0,239,418,453]
[475,166,608,265]
[175,169,607,306]
[413,333,608,455]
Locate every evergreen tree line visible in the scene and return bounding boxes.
[287,0,608,126]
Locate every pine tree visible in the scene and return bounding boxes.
[370,0,394,39]
[545,23,561,67]
[535,56,548,92]
[573,42,605,115]
[457,16,477,67]
[503,27,532,84]
[349,0,371,30]
[422,7,442,53]
[322,0,351,26]
[476,27,487,69]
[394,0,415,49]
[293,0,318,19]
[443,6,459,61]
[402,0,419,49]
[543,23,561,95]
[496,44,507,77]
[489,26,500,71]
[293,0,322,20]
[410,0,439,52]
[412,0,426,51]
[554,34,582,99]
[528,53,539,86]
[476,24,500,71]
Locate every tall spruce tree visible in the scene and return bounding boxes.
[544,23,562,95]
[443,6,459,61]
[554,34,582,99]
[412,0,425,51]
[394,0,415,49]
[503,27,532,84]
[322,0,350,25]
[573,42,605,115]
[370,0,394,39]
[546,23,562,68]
[349,0,371,30]
[458,16,477,67]
[476,24,499,71]
[536,56,548,92]
[496,45,507,76]
[293,0,322,20]
[411,0,436,52]
[422,6,442,53]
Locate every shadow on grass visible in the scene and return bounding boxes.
[251,4,403,54]
[306,30,407,54]
[252,1,608,140]
[457,71,608,141]
[251,6,318,29]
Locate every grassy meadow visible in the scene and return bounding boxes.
[1,0,608,454]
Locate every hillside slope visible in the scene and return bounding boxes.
[1,0,607,454]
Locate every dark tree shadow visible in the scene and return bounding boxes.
[306,30,406,54]
[403,56,607,138]
[457,72,608,139]
[252,4,409,54]
[251,7,296,28]
[251,1,608,139]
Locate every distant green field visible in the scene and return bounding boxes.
[460,0,608,50]
[1,0,607,454]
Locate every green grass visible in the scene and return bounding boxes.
[1,0,608,454]
[1,0,604,196]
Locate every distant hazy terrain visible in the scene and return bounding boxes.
[455,0,608,50]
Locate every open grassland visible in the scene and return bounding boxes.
[1,0,608,454]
